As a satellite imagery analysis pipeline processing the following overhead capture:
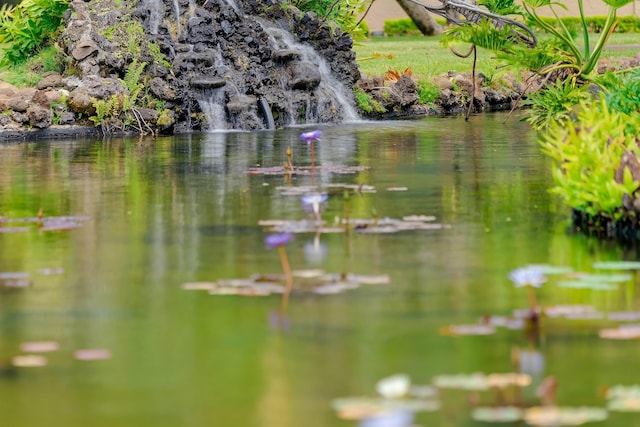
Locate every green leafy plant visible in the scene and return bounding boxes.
[417,78,440,105]
[353,87,385,114]
[540,98,640,218]
[0,0,69,65]
[522,79,591,130]
[605,68,640,115]
[289,0,369,33]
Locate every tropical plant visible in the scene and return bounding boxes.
[0,0,68,66]
[539,98,640,218]
[288,0,369,33]
[441,0,635,82]
[522,79,591,130]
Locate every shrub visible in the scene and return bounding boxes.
[384,18,422,37]
[540,98,640,218]
[0,0,69,66]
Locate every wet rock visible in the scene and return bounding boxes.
[37,73,63,90]
[27,106,53,128]
[68,88,95,115]
[287,61,321,90]
[32,90,51,108]
[72,40,99,61]
[0,82,19,98]
[150,78,179,101]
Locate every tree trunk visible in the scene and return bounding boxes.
[396,0,442,36]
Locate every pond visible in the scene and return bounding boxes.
[1,113,639,427]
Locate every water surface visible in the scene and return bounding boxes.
[1,114,639,426]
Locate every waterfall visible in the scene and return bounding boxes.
[198,89,227,131]
[173,0,181,38]
[145,0,165,35]
[221,0,240,13]
[262,25,360,123]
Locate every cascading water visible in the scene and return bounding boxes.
[262,24,360,124]
[173,0,181,38]
[145,0,165,35]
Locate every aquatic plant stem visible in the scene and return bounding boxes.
[527,286,538,312]
[279,246,294,310]
[311,143,315,186]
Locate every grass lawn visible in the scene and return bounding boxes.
[353,33,640,80]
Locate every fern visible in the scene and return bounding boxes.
[123,59,146,102]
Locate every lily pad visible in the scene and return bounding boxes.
[245,164,369,176]
[184,270,390,297]
[0,226,30,233]
[543,305,604,320]
[332,397,440,421]
[606,385,640,412]
[557,280,618,291]
[376,374,411,399]
[74,349,112,360]
[432,372,530,391]
[20,341,59,353]
[523,406,607,426]
[472,406,524,422]
[12,355,47,367]
[599,324,640,340]
[593,261,640,270]
[440,324,496,336]
[608,311,640,322]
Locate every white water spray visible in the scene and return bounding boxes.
[262,25,359,123]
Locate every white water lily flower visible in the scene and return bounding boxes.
[508,265,546,288]
[376,374,411,399]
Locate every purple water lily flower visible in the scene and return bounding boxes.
[301,193,329,216]
[264,232,293,250]
[299,130,322,144]
[509,265,546,288]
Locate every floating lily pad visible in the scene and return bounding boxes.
[606,385,640,412]
[593,261,640,270]
[37,267,64,275]
[332,397,440,421]
[328,183,377,194]
[523,406,607,426]
[259,217,449,234]
[484,315,525,330]
[0,226,30,233]
[0,272,31,288]
[544,305,603,320]
[557,280,618,291]
[74,349,112,361]
[376,374,411,399]
[608,311,640,322]
[20,341,59,353]
[245,164,370,176]
[532,265,574,275]
[440,324,496,336]
[472,406,523,422]
[12,355,47,367]
[432,372,530,391]
[183,270,389,297]
[599,324,640,340]
[386,187,408,192]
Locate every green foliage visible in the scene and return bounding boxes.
[532,15,640,33]
[477,0,522,15]
[417,78,440,104]
[605,69,640,114]
[353,87,385,114]
[0,0,69,66]
[540,98,640,217]
[123,59,146,102]
[442,0,634,83]
[289,0,368,33]
[384,18,422,37]
[0,44,62,86]
[522,79,591,130]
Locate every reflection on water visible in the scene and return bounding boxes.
[1,114,639,426]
